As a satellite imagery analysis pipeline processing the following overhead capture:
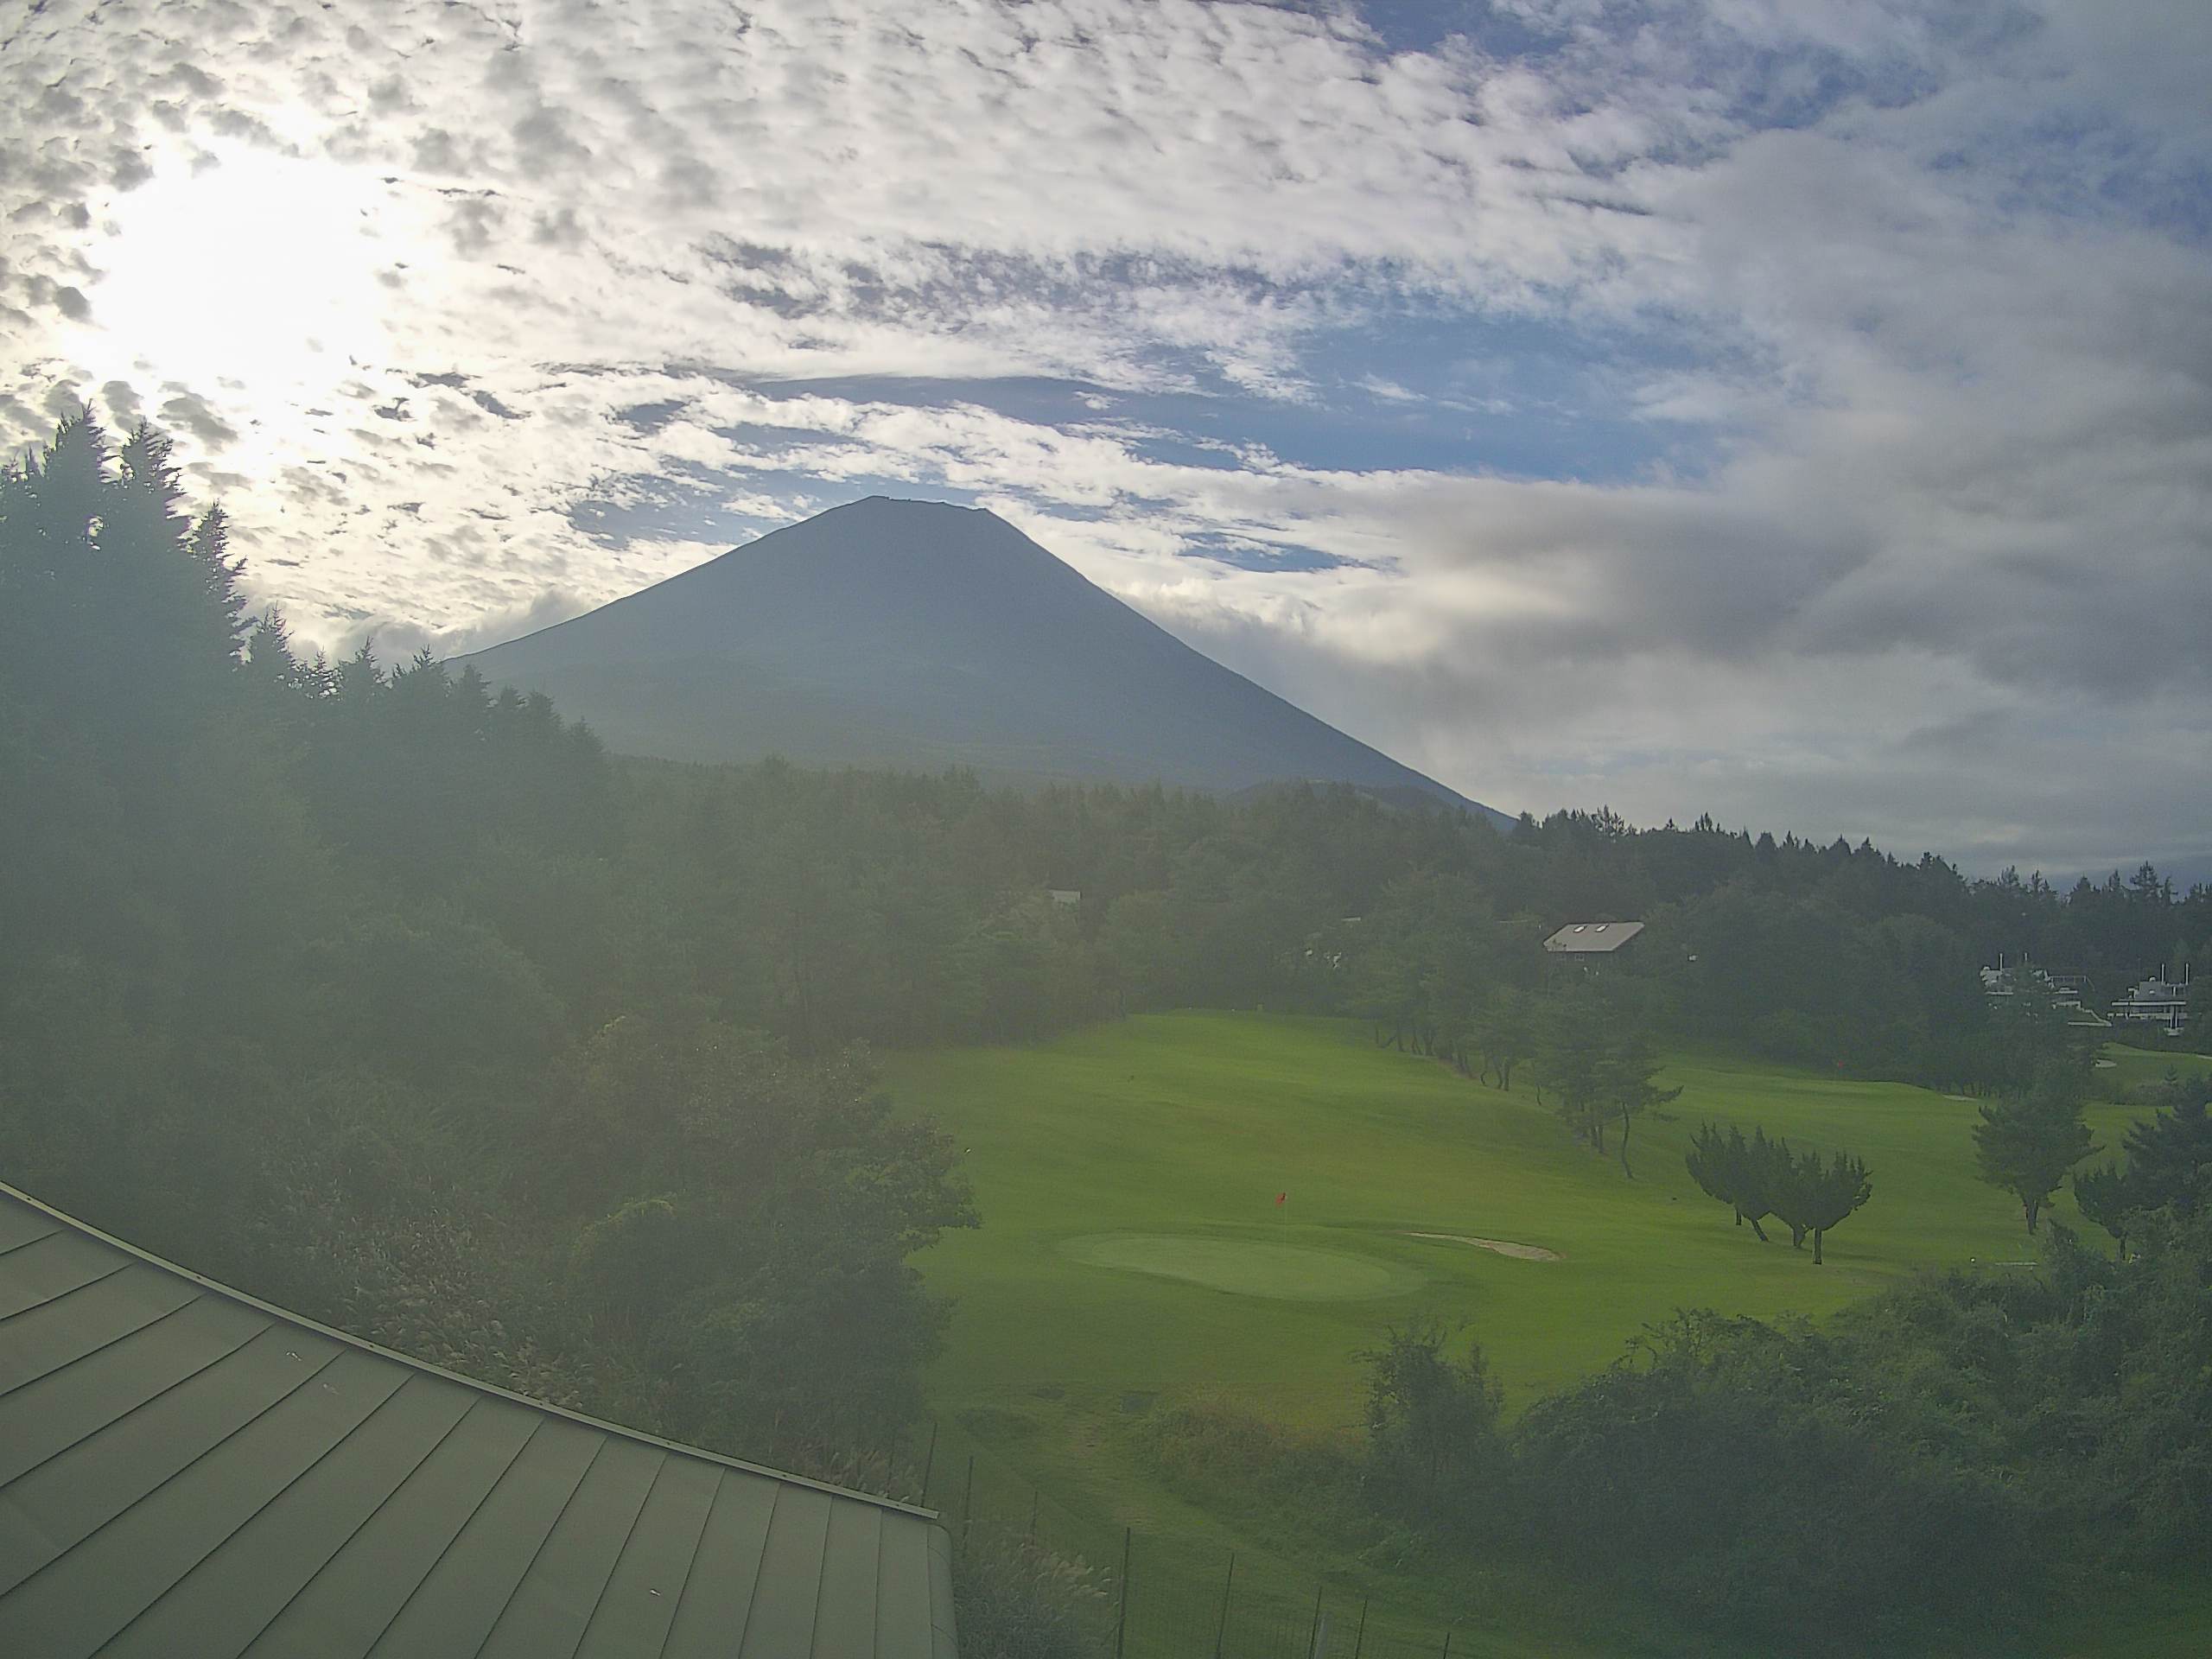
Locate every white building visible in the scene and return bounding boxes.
[2110,969,2191,1036]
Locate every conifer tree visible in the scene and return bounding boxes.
[1686,1123,1787,1242]
[1534,986,1610,1151]
[1774,1147,1873,1263]
[1598,1025,1681,1179]
[2117,1082,2212,1217]
[1974,1072,2098,1234]
[2072,1160,2144,1259]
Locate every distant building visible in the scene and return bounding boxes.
[2110,967,2192,1036]
[1541,922,1645,980]
[1047,888,1080,908]
[1981,957,2111,1028]
[1542,921,1645,957]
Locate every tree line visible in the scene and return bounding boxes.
[0,416,972,1476]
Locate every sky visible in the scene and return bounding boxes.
[3,0,2209,880]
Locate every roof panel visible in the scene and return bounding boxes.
[661,1473,783,1659]
[0,1262,204,1396]
[0,1324,340,1598]
[0,1182,957,1659]
[0,1206,58,1255]
[0,1291,266,1485]
[740,1484,835,1659]
[812,1499,883,1659]
[0,1347,405,1654]
[475,1436,665,1659]
[573,1449,722,1659]
[96,1374,478,1659]
[872,1504,935,1659]
[241,1402,540,1659]
[1541,919,1646,953]
[365,1417,605,1659]
[0,1230,125,1319]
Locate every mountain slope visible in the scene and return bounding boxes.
[455,497,1508,823]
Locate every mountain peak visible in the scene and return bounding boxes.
[456,501,1507,825]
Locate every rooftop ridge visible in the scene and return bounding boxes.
[0,1179,937,1522]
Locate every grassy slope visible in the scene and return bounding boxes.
[889,1015,2177,1656]
[2101,1044,2212,1094]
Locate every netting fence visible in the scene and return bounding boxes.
[880,1415,1467,1659]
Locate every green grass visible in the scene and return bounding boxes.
[1058,1233,1426,1300]
[887,1014,2181,1656]
[2100,1042,2212,1096]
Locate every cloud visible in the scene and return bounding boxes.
[0,0,2205,874]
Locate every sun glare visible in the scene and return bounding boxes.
[79,143,394,404]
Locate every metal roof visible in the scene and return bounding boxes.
[0,1181,957,1659]
[1541,920,1647,954]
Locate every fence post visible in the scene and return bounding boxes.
[1113,1527,1131,1659]
[1440,1630,1452,1659]
[1027,1486,1039,1540]
[1211,1552,1236,1659]
[920,1418,938,1504]
[1306,1582,1325,1657]
[1351,1596,1369,1659]
[960,1453,976,1545]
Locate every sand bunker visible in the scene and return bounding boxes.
[1404,1231,1561,1262]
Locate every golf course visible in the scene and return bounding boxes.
[890,1012,2193,1656]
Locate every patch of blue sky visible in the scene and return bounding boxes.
[2116,162,2212,242]
[735,374,1128,430]
[1359,2,1950,132]
[1354,0,1554,58]
[1173,530,1349,574]
[567,461,765,550]
[2005,118,2212,241]
[1243,310,1737,480]
[569,459,943,551]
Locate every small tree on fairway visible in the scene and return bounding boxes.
[1769,1141,1816,1250]
[1686,1122,1738,1218]
[1685,1123,1784,1242]
[1782,1148,1873,1264]
[1974,1074,2097,1234]
[2072,1160,2144,1260]
[1534,988,1610,1152]
[1476,986,1535,1090]
[1599,1026,1681,1179]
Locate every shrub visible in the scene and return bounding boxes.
[1359,1319,1503,1526]
[953,1534,1113,1659]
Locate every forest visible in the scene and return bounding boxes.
[3,413,2207,1510]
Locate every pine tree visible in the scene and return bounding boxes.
[1533,987,1609,1152]
[2072,1160,2144,1259]
[1685,1122,1788,1243]
[1777,1147,1873,1264]
[1974,1075,2098,1234]
[1598,1025,1681,1179]
[1475,985,1535,1090]
[2117,1083,2212,1217]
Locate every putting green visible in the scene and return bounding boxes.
[1059,1232,1422,1300]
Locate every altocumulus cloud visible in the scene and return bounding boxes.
[2,0,2207,875]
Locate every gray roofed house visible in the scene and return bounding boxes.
[1541,921,1646,955]
[0,1181,958,1659]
